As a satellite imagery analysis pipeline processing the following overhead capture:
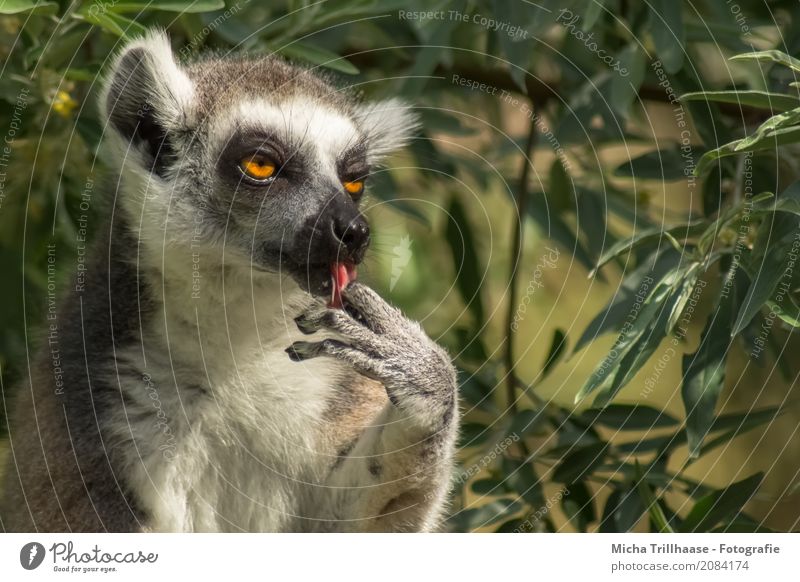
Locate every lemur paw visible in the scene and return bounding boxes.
[288,282,457,427]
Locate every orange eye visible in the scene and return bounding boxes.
[240,155,276,180]
[343,180,364,196]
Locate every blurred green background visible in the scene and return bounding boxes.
[2,0,800,532]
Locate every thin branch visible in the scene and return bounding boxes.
[505,115,539,415]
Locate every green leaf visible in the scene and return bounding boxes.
[87,0,225,12]
[471,477,504,496]
[583,404,679,431]
[276,42,359,75]
[600,488,645,532]
[576,249,681,353]
[491,0,533,92]
[695,126,800,176]
[735,107,800,151]
[768,179,800,217]
[617,405,784,457]
[581,0,608,31]
[681,90,800,113]
[681,288,735,458]
[730,49,800,73]
[577,270,685,404]
[507,408,545,438]
[591,281,686,406]
[665,263,702,334]
[457,371,497,413]
[495,518,528,533]
[419,109,476,137]
[635,462,675,533]
[614,488,646,532]
[679,473,763,532]
[732,212,800,335]
[0,0,57,14]
[368,171,430,225]
[503,457,544,506]
[562,481,595,532]
[712,517,774,533]
[402,0,466,97]
[458,422,490,448]
[614,148,690,181]
[445,196,485,327]
[540,328,567,379]
[576,187,612,258]
[610,44,646,117]
[766,296,800,327]
[548,157,573,213]
[590,222,704,277]
[448,498,521,531]
[649,0,685,73]
[552,442,608,483]
[690,406,785,464]
[528,194,595,272]
[81,9,147,38]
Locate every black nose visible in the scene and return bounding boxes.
[331,214,370,262]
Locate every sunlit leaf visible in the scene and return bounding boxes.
[681,90,800,113]
[0,0,57,14]
[730,49,800,73]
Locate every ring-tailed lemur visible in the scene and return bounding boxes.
[0,31,458,532]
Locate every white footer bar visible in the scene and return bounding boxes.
[0,533,795,580]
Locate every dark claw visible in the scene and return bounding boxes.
[294,315,317,335]
[285,342,311,361]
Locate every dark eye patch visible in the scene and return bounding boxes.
[337,144,369,183]
[217,129,307,187]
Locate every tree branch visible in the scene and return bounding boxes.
[505,116,538,415]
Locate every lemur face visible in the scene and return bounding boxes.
[209,98,372,297]
[101,31,416,298]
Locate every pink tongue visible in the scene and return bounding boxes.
[329,262,356,308]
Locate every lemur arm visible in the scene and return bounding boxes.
[288,282,459,532]
[317,396,457,532]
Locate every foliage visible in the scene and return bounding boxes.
[1,0,799,532]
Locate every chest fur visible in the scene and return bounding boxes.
[106,277,365,531]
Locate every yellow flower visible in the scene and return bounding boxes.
[52,90,78,117]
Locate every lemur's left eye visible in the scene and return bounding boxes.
[239,154,276,181]
[343,180,364,196]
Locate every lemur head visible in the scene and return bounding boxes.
[100,30,416,300]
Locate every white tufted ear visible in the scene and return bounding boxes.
[100,29,194,169]
[353,98,419,164]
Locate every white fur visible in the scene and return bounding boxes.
[100,29,195,133]
[212,97,363,173]
[107,238,349,531]
[353,98,419,164]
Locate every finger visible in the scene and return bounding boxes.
[294,309,378,347]
[286,339,384,381]
[340,282,399,334]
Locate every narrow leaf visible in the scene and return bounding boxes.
[681,288,735,458]
[445,196,485,326]
[681,90,800,113]
[679,473,763,532]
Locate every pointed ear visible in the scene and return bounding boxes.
[100,30,194,173]
[354,99,419,164]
